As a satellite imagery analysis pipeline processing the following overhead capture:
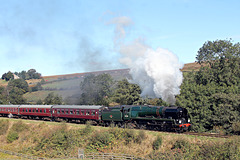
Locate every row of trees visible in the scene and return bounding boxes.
[1,69,41,81]
[14,69,41,80]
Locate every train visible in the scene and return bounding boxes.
[0,104,191,132]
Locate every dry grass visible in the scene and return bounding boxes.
[0,117,238,159]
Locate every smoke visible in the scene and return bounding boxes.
[110,16,183,104]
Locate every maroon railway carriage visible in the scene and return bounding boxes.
[52,105,104,123]
[18,105,53,120]
[0,105,20,117]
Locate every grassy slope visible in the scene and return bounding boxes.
[1,62,202,103]
[0,117,239,159]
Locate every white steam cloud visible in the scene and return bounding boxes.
[110,16,183,104]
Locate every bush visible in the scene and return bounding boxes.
[123,129,136,144]
[171,138,190,152]
[135,130,146,144]
[86,131,113,152]
[152,136,162,150]
[7,131,19,143]
[0,120,9,135]
[81,121,93,135]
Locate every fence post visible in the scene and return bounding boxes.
[78,149,84,159]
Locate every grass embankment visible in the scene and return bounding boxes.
[0,117,239,159]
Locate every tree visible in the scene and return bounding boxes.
[0,87,8,104]
[44,92,63,105]
[31,82,43,92]
[8,87,27,104]
[14,69,41,80]
[7,79,29,93]
[177,39,240,134]
[196,39,240,66]
[2,71,14,81]
[6,79,29,104]
[112,79,141,105]
[78,74,114,105]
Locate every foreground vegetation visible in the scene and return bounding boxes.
[0,118,239,159]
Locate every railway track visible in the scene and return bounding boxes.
[182,132,231,138]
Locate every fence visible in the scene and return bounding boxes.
[0,148,148,160]
[0,148,45,160]
[84,152,147,160]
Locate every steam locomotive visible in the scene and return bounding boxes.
[0,104,191,132]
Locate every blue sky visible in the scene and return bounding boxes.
[0,0,239,76]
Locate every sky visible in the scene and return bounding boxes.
[0,0,240,76]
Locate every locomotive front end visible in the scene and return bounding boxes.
[163,107,191,131]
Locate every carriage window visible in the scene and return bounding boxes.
[65,110,69,114]
[76,110,80,115]
[36,109,38,113]
[91,111,95,116]
[81,110,84,115]
[70,110,73,114]
[44,109,46,113]
[57,110,60,114]
[61,110,64,114]
[86,110,90,115]
[29,109,32,112]
[26,109,28,112]
[40,109,42,113]
[33,109,35,112]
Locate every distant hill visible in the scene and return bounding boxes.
[1,62,202,104]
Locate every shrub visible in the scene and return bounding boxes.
[135,130,146,144]
[123,129,136,144]
[152,136,162,150]
[86,131,113,152]
[171,138,190,152]
[7,131,19,143]
[81,121,93,135]
[0,120,9,135]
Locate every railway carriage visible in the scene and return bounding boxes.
[0,105,19,117]
[51,105,104,123]
[18,105,53,120]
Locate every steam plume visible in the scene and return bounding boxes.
[110,16,183,104]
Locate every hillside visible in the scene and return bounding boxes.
[0,117,239,159]
[1,62,201,104]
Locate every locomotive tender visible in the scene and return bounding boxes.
[0,104,191,132]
